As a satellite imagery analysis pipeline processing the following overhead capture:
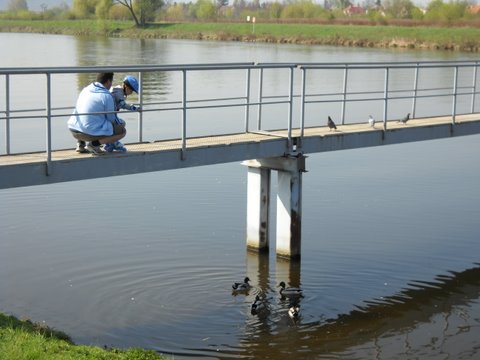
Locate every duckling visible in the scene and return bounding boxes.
[251,295,267,315]
[278,281,303,298]
[232,277,251,291]
[288,305,300,319]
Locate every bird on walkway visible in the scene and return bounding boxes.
[278,281,303,298]
[251,295,267,315]
[399,113,410,124]
[327,116,337,131]
[288,305,300,319]
[368,115,375,128]
[232,277,251,292]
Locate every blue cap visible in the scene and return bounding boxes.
[123,75,139,93]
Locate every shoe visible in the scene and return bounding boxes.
[75,141,88,153]
[112,141,127,152]
[86,143,105,155]
[104,143,115,153]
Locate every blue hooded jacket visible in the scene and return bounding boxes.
[68,82,118,136]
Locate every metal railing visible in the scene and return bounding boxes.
[1,60,479,162]
[298,60,479,132]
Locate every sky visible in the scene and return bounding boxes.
[0,0,72,11]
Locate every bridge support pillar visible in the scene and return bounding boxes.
[243,155,306,259]
[246,166,271,252]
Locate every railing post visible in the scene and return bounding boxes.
[256,67,264,131]
[300,67,306,138]
[411,63,419,118]
[181,69,187,160]
[5,74,10,154]
[341,65,348,125]
[138,71,143,143]
[452,66,458,125]
[383,67,389,131]
[287,67,294,146]
[45,73,52,176]
[245,68,251,132]
[471,62,478,113]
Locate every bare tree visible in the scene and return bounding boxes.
[115,0,163,27]
[115,0,141,26]
[7,0,29,12]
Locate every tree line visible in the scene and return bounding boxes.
[2,0,479,26]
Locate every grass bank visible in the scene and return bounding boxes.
[1,19,480,51]
[0,312,166,360]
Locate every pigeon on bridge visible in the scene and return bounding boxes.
[327,116,337,131]
[399,113,410,124]
[368,115,375,128]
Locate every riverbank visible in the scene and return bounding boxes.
[0,312,166,360]
[1,19,480,51]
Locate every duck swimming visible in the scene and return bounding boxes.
[288,305,300,319]
[232,277,251,291]
[278,281,303,297]
[251,295,267,314]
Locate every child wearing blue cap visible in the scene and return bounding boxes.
[105,75,141,152]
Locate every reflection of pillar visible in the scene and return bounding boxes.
[276,257,301,288]
[246,251,270,292]
[243,155,306,259]
[246,167,271,252]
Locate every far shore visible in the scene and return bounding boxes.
[1,19,480,52]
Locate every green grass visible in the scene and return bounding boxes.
[1,19,480,50]
[0,313,167,360]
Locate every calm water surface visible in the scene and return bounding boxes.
[1,33,480,359]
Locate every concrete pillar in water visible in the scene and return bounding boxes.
[243,155,306,259]
[246,166,271,252]
[276,166,303,260]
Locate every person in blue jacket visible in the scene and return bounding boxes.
[68,72,126,155]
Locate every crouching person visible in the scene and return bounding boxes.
[68,72,126,155]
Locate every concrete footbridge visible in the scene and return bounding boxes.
[2,61,480,259]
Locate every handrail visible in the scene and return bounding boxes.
[1,61,479,160]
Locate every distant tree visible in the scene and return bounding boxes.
[425,0,468,22]
[109,3,132,20]
[164,3,187,20]
[335,0,351,9]
[383,0,415,18]
[281,0,324,19]
[232,0,246,9]
[72,0,96,18]
[96,0,113,19]
[7,0,28,12]
[267,2,283,19]
[114,0,164,27]
[192,0,217,20]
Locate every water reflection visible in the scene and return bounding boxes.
[74,36,171,102]
[230,261,480,359]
